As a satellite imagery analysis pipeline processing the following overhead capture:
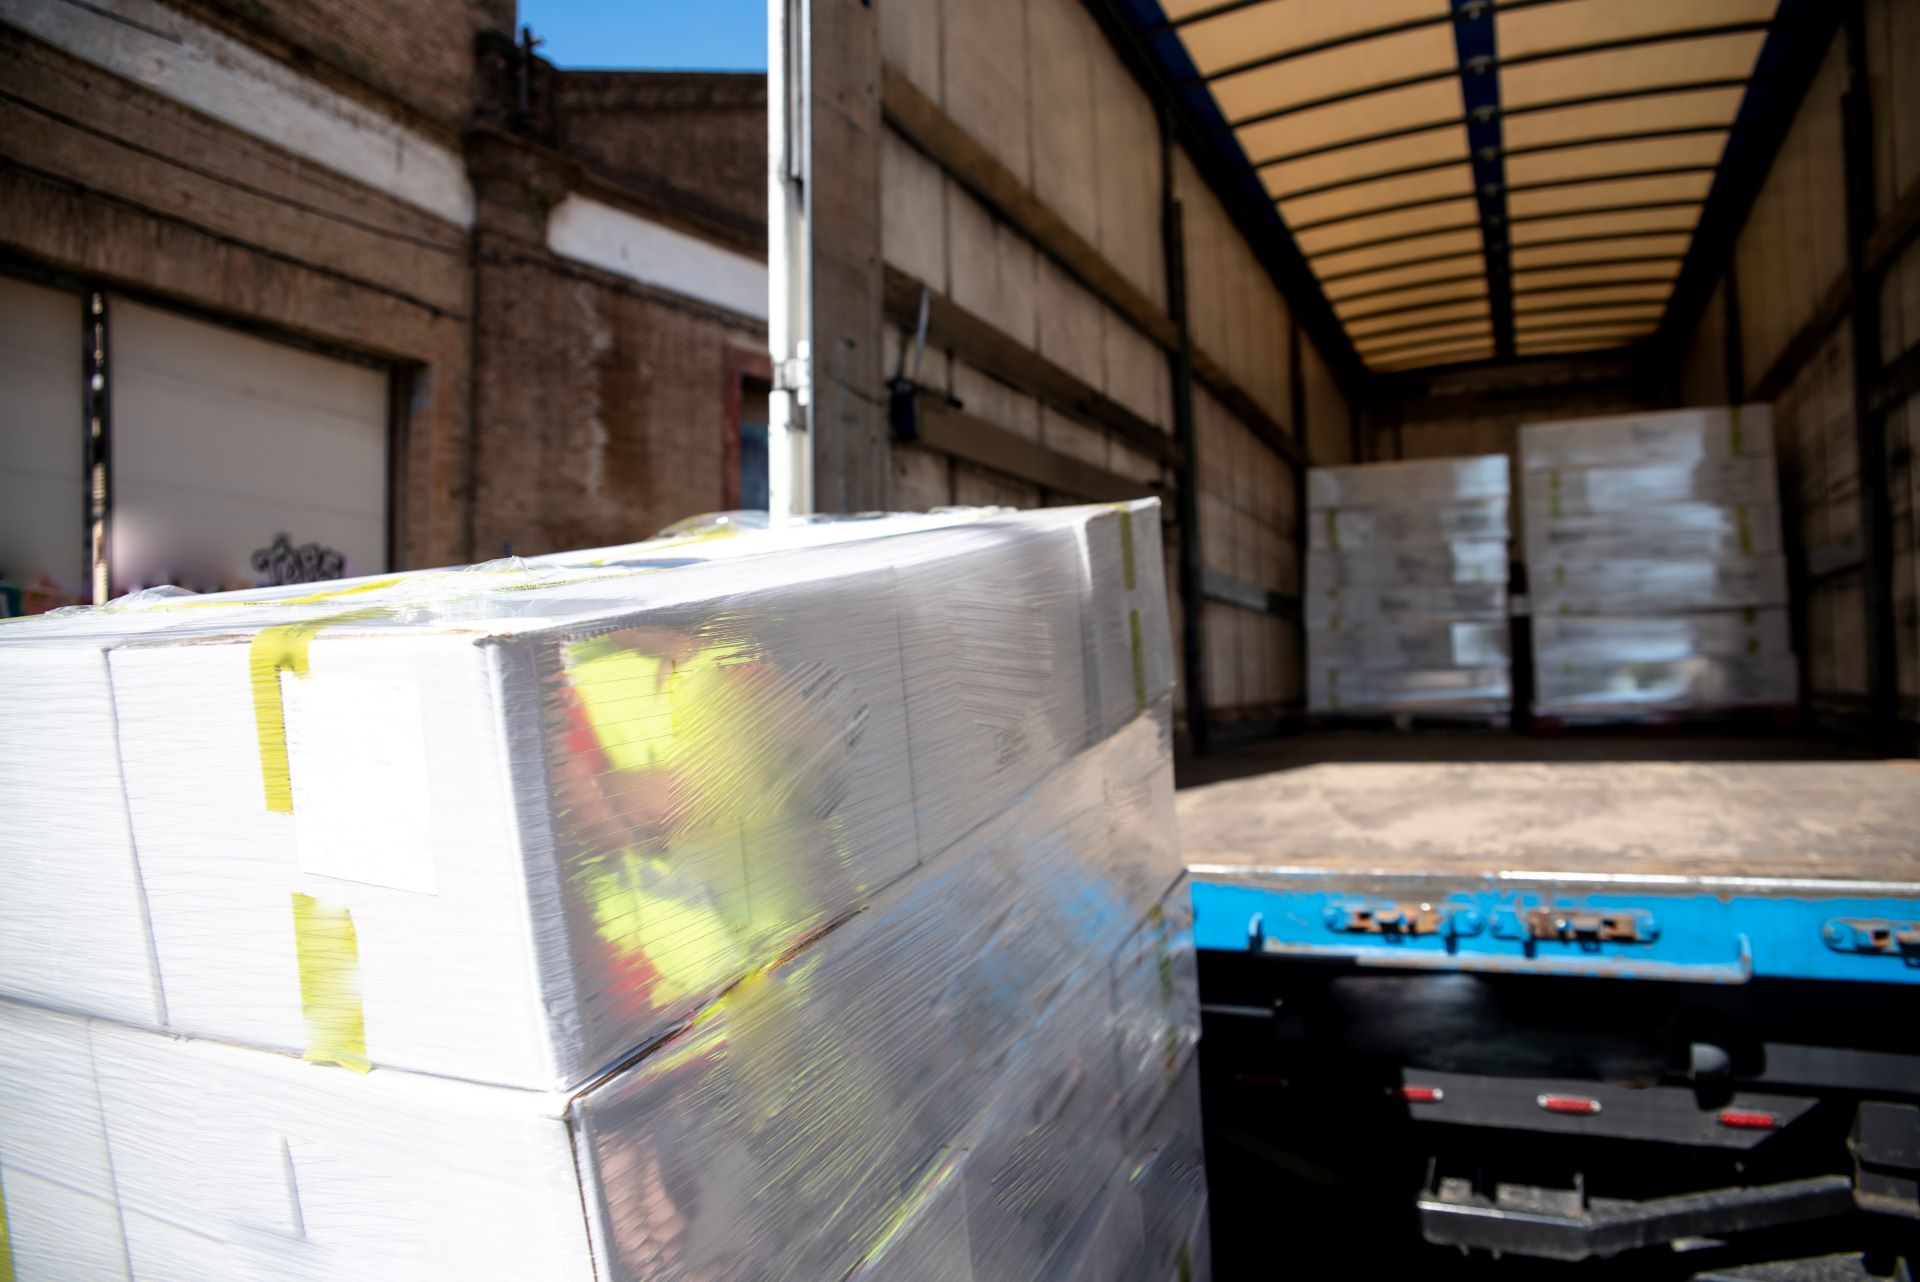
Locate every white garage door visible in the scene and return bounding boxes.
[110,299,390,593]
[0,276,86,603]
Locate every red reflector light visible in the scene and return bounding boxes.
[1717,1109,1778,1130]
[1537,1093,1603,1116]
[1394,1085,1445,1103]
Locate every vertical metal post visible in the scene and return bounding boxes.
[1162,111,1208,756]
[1289,318,1310,720]
[1841,1,1898,748]
[85,290,111,603]
[766,0,814,521]
[1721,269,1746,402]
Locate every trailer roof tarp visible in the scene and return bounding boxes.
[1130,0,1810,374]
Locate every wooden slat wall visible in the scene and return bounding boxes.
[1866,0,1920,725]
[1677,1,1920,731]
[1385,393,1649,464]
[871,0,1353,738]
[1693,35,1861,718]
[1301,333,1353,470]
[1680,280,1731,407]
[1170,148,1312,727]
[878,0,1174,514]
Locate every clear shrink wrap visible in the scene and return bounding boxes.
[1534,654,1798,716]
[1310,619,1509,671]
[1306,454,1512,717]
[1522,456,1778,518]
[1532,555,1788,614]
[1517,405,1774,471]
[1306,540,1508,587]
[1533,609,1791,664]
[1305,582,1508,626]
[0,705,1198,1282]
[0,644,164,1026]
[1309,498,1510,550]
[1308,665,1514,714]
[1518,406,1798,720]
[0,523,921,1033]
[1527,502,1785,561]
[1308,455,1509,509]
[0,1004,131,1281]
[0,501,1172,1091]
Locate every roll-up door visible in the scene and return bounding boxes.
[0,277,86,608]
[108,299,390,592]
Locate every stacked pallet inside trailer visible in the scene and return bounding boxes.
[1305,456,1513,720]
[1521,406,1798,722]
[0,502,1207,1282]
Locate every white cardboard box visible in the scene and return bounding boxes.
[1534,654,1798,717]
[0,704,1193,1282]
[1519,405,1774,471]
[1522,457,1780,517]
[1534,609,1792,664]
[1526,503,1785,562]
[1308,455,1509,510]
[1,503,1172,1091]
[1309,498,1510,549]
[1532,555,1789,614]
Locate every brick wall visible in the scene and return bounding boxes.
[2,3,770,573]
[183,0,511,131]
[470,247,762,556]
[556,72,767,243]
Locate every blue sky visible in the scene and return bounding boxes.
[517,0,768,71]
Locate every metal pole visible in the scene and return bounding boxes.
[85,290,111,603]
[1841,1,1898,749]
[766,0,813,521]
[1162,110,1209,757]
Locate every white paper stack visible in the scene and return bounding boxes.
[1521,407,1798,719]
[0,501,1204,1282]
[1306,455,1513,717]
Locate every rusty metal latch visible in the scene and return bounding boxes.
[1324,901,1482,939]
[1494,908,1660,944]
[1823,918,1920,957]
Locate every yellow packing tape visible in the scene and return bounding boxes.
[1325,509,1339,552]
[249,610,380,813]
[1129,609,1148,714]
[291,891,371,1073]
[1730,405,1745,456]
[1735,503,1754,556]
[0,1166,15,1282]
[152,574,405,612]
[1116,505,1138,591]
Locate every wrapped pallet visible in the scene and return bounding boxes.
[0,501,1205,1282]
[1306,455,1513,718]
[1520,407,1798,720]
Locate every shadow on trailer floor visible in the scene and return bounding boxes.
[1178,726,1880,790]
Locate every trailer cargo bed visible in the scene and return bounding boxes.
[1180,740,1920,986]
[1181,755,1920,887]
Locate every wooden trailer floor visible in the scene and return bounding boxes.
[1177,731,1920,887]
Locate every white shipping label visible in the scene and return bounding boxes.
[283,672,438,894]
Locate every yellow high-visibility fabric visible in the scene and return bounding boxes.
[563,634,841,1011]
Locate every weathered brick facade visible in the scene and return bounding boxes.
[556,72,768,242]
[0,2,767,571]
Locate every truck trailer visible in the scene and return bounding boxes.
[766,0,1920,1275]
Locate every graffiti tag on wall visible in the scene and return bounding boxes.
[252,533,347,586]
